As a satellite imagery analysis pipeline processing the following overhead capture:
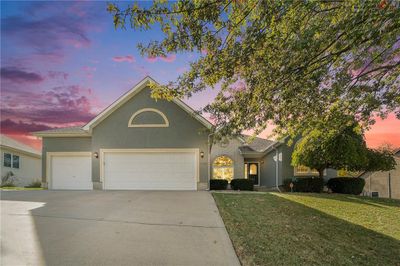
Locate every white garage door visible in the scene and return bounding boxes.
[50,153,92,190]
[103,150,197,190]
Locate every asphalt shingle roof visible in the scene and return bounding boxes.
[0,134,41,156]
[240,135,276,153]
[34,126,88,135]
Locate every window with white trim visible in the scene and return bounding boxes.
[213,156,234,182]
[3,153,11,167]
[3,153,19,169]
[12,155,20,169]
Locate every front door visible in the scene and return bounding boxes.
[245,163,259,185]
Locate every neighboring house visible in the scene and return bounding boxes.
[360,149,400,199]
[0,134,42,187]
[33,76,337,191]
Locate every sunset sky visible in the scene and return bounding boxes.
[1,1,399,151]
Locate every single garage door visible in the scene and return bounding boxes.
[103,150,198,190]
[49,153,92,190]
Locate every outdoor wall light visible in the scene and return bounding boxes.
[200,151,205,158]
[94,152,99,159]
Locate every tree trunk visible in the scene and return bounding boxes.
[318,169,324,179]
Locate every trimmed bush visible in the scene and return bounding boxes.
[25,180,42,188]
[1,171,16,188]
[327,177,365,195]
[284,177,324,193]
[230,179,254,191]
[210,179,228,190]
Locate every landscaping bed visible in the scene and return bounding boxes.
[213,192,400,266]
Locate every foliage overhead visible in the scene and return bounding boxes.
[291,121,396,177]
[108,0,400,139]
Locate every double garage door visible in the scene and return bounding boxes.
[49,150,198,190]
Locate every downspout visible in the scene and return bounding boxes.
[207,132,215,191]
[274,147,281,192]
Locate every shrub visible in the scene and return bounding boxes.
[1,171,16,188]
[284,177,324,193]
[210,179,228,190]
[327,177,365,195]
[25,180,42,188]
[230,179,254,191]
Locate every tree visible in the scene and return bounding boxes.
[108,0,400,140]
[366,148,397,171]
[291,122,396,178]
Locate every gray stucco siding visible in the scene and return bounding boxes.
[211,138,244,180]
[91,88,209,186]
[260,148,281,187]
[41,137,92,183]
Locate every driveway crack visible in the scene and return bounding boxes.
[8,213,224,229]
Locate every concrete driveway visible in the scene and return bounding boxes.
[1,190,239,266]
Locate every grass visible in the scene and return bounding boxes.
[213,192,400,266]
[0,187,44,190]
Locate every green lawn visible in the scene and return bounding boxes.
[0,187,44,191]
[213,192,400,266]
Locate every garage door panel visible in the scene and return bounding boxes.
[104,151,197,190]
[51,155,92,190]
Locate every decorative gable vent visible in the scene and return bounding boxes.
[128,108,169,128]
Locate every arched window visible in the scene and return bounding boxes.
[128,108,169,128]
[213,156,234,181]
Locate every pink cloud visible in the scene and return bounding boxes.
[1,85,99,125]
[0,133,42,151]
[146,54,176,63]
[113,55,135,63]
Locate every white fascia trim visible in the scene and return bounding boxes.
[33,133,91,138]
[128,108,169,128]
[172,98,213,129]
[83,76,213,132]
[0,145,41,158]
[83,76,154,131]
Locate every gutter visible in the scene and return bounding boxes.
[273,147,282,192]
[207,132,216,190]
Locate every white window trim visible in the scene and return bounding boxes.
[212,156,234,181]
[128,108,169,128]
[12,154,20,169]
[3,152,20,169]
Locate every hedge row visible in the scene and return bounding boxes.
[283,177,324,193]
[327,177,365,195]
[209,179,228,190]
[210,178,254,191]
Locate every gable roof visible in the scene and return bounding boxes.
[83,76,212,132]
[33,126,91,137]
[33,76,213,137]
[0,134,41,157]
[239,135,275,152]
